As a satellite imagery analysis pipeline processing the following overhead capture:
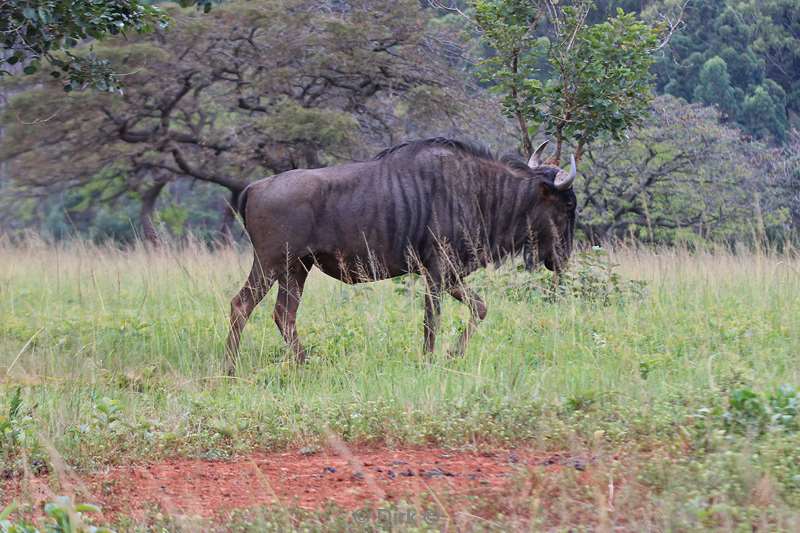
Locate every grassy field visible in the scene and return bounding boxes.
[1,239,800,530]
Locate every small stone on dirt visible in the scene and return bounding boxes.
[299,446,320,456]
[566,458,587,471]
[423,468,454,479]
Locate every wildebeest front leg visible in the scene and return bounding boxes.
[448,284,487,357]
[423,280,442,353]
[273,259,311,363]
[225,261,274,375]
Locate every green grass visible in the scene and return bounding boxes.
[2,239,800,529]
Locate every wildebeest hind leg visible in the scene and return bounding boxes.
[447,285,487,358]
[225,261,274,375]
[273,258,312,363]
[423,279,442,354]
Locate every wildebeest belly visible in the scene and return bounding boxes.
[310,249,413,284]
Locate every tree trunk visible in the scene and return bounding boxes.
[510,51,533,157]
[303,145,321,168]
[552,110,571,166]
[575,140,585,164]
[140,181,166,246]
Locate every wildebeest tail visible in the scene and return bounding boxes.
[236,183,254,228]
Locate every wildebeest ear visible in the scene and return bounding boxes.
[538,179,556,197]
[528,140,549,168]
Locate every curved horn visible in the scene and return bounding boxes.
[527,140,549,168]
[554,154,576,190]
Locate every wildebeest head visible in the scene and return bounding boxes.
[522,140,578,272]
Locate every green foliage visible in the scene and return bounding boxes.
[1,497,113,533]
[724,386,800,436]
[473,0,663,159]
[0,0,479,242]
[157,204,189,238]
[0,503,37,533]
[0,387,43,474]
[0,387,26,449]
[581,95,780,244]
[556,246,647,304]
[725,388,769,434]
[742,84,789,143]
[91,397,124,432]
[693,56,740,120]
[549,8,661,146]
[654,0,799,144]
[470,246,646,307]
[770,385,800,431]
[257,100,359,156]
[0,0,167,91]
[473,0,546,153]
[43,497,113,533]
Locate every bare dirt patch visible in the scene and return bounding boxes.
[3,446,596,522]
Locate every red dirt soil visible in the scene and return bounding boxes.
[3,446,594,521]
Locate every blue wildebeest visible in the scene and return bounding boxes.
[225,138,577,374]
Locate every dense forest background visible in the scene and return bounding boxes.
[0,0,798,246]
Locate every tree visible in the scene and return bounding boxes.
[0,0,496,242]
[579,95,781,244]
[741,81,789,143]
[1,0,166,91]
[749,129,800,241]
[785,132,800,233]
[736,0,800,115]
[653,0,800,144]
[693,56,740,120]
[473,0,665,163]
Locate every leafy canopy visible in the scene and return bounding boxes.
[654,0,798,144]
[0,0,488,241]
[0,0,224,91]
[1,0,168,91]
[473,0,664,162]
[580,95,781,245]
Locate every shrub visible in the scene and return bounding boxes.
[0,497,113,533]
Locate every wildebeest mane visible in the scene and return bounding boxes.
[373,137,494,161]
[373,137,542,177]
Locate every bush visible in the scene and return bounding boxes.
[723,386,800,436]
[1,497,114,533]
[470,246,647,306]
[0,388,45,477]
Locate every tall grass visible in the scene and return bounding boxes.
[3,238,800,528]
[1,238,797,453]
